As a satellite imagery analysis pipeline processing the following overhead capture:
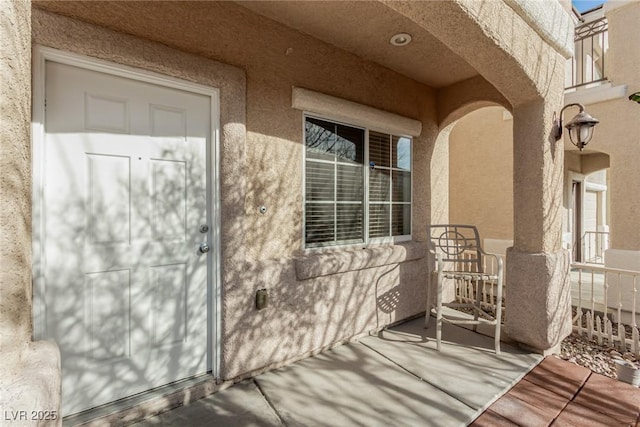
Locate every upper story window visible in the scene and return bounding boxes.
[566,17,608,89]
[304,116,412,248]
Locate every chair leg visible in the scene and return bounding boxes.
[436,271,443,351]
[472,279,481,332]
[425,271,434,328]
[494,276,503,355]
[436,318,442,351]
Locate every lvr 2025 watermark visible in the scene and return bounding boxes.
[3,410,58,422]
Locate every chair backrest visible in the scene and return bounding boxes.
[427,224,483,272]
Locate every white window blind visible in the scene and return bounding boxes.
[369,132,412,239]
[304,116,412,248]
[305,117,365,246]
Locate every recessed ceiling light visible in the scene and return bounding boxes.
[390,33,412,46]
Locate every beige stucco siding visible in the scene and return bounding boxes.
[0,0,590,419]
[449,2,640,254]
[32,4,438,379]
[1,0,33,351]
[566,2,640,251]
[34,1,437,260]
[1,2,61,422]
[573,90,640,251]
[448,106,514,241]
[606,2,640,89]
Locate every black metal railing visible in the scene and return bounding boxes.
[566,18,609,89]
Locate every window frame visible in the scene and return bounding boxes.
[302,112,413,250]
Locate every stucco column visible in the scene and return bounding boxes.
[505,92,572,353]
[1,1,61,423]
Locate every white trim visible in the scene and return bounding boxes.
[36,46,218,97]
[292,87,422,137]
[209,79,222,381]
[364,126,370,244]
[585,181,607,192]
[31,46,222,380]
[301,113,307,249]
[567,171,588,258]
[580,5,605,20]
[564,82,628,106]
[32,46,46,341]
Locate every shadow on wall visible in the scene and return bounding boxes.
[221,242,428,380]
[38,127,429,414]
[219,107,431,379]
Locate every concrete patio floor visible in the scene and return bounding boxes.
[133,318,542,427]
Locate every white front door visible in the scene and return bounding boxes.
[37,60,213,415]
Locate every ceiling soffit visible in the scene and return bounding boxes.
[238,0,479,89]
[32,1,492,94]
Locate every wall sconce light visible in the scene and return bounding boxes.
[553,103,599,151]
[630,92,640,104]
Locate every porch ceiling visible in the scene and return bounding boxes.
[238,0,479,88]
[33,0,479,89]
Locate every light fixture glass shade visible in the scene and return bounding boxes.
[579,125,593,143]
[568,125,595,149]
[565,110,599,150]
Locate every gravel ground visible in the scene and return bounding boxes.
[456,303,640,382]
[560,332,639,380]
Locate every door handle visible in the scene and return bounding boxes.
[199,243,210,254]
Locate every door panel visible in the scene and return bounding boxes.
[151,159,188,241]
[85,269,132,360]
[87,154,132,244]
[40,61,212,415]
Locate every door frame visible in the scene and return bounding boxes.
[573,180,583,262]
[31,45,222,381]
[568,171,587,263]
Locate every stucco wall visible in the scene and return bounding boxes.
[1,1,61,423]
[589,2,640,252]
[567,2,640,251]
[448,1,640,254]
[448,106,514,241]
[1,0,33,352]
[32,3,438,380]
[384,0,572,107]
[585,104,640,252]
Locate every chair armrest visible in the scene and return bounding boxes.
[436,252,444,274]
[428,249,444,273]
[478,249,504,277]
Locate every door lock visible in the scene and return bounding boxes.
[199,224,209,233]
[198,243,210,254]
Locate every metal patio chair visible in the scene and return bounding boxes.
[425,224,503,354]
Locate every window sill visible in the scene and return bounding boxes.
[294,241,427,280]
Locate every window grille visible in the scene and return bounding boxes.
[304,116,411,248]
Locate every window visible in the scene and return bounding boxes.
[304,116,412,248]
